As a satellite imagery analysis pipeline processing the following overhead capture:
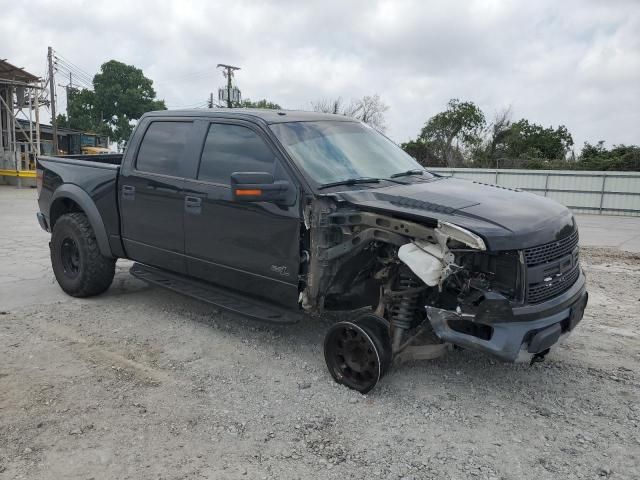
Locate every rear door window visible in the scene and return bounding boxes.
[136,121,192,176]
[197,123,274,185]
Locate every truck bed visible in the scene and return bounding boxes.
[41,153,123,165]
[36,153,123,258]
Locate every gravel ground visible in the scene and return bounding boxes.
[0,189,639,479]
[1,249,638,479]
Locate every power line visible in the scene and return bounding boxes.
[55,64,92,87]
[152,65,220,86]
[54,67,92,91]
[52,51,93,80]
[52,65,93,93]
[54,60,93,88]
[166,100,209,108]
[154,71,215,87]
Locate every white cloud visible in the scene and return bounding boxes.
[2,0,638,149]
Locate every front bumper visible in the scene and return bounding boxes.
[426,271,588,362]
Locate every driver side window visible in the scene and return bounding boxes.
[197,123,275,185]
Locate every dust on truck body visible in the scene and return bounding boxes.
[35,109,588,393]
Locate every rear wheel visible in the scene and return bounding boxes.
[324,314,392,394]
[51,212,116,297]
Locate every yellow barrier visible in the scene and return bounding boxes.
[0,169,37,178]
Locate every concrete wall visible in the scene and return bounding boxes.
[429,168,640,216]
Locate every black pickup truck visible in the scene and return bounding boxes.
[36,109,588,393]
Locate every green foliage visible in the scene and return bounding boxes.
[93,60,166,142]
[63,60,165,144]
[240,98,282,109]
[400,139,441,167]
[59,88,106,134]
[576,141,640,171]
[402,98,640,171]
[498,119,573,160]
[418,98,486,166]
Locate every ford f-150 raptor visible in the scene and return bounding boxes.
[36,109,588,393]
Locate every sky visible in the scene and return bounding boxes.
[2,0,639,150]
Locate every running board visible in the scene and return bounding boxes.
[130,263,300,324]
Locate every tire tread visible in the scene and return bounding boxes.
[51,212,116,297]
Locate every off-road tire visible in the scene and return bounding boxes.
[51,212,116,297]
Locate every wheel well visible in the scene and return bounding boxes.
[50,197,84,229]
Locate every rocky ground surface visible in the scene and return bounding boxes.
[0,246,638,480]
[1,187,639,480]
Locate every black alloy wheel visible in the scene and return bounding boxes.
[60,237,81,278]
[324,316,392,394]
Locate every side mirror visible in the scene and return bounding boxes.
[231,172,293,205]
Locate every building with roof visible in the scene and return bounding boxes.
[0,59,43,185]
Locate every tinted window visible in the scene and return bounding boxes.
[136,121,191,176]
[198,124,274,184]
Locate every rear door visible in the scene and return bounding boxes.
[120,119,196,274]
[183,120,301,308]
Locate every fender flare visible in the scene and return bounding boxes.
[50,184,114,258]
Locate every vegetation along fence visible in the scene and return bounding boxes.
[429,168,640,216]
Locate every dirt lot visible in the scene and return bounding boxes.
[1,188,639,479]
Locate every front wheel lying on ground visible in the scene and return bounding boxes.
[51,212,116,297]
[324,313,393,394]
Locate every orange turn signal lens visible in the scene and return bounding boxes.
[235,189,262,196]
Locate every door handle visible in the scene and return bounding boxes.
[185,195,202,214]
[122,185,135,200]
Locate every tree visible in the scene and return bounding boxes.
[64,60,165,144]
[418,98,486,166]
[240,98,282,109]
[345,94,389,132]
[400,139,441,167]
[92,60,166,143]
[482,107,513,167]
[311,97,344,115]
[310,94,389,131]
[500,119,573,160]
[578,141,640,171]
[57,88,104,133]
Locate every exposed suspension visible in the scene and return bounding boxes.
[388,268,425,351]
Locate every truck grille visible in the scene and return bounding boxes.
[527,263,580,304]
[524,230,581,304]
[524,229,579,267]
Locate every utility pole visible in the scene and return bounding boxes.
[68,72,72,127]
[216,64,240,108]
[47,46,58,153]
[58,72,73,127]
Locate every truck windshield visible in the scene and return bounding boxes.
[270,121,430,186]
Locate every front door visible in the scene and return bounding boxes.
[120,119,195,274]
[183,120,300,308]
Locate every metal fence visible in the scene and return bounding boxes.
[429,168,640,216]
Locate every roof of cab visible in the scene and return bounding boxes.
[142,108,357,124]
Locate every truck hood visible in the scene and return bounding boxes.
[330,177,576,251]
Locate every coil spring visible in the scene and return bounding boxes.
[389,272,421,331]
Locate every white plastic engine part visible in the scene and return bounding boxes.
[397,240,447,287]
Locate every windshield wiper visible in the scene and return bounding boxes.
[390,168,425,178]
[318,177,381,190]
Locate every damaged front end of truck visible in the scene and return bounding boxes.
[302,195,588,393]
